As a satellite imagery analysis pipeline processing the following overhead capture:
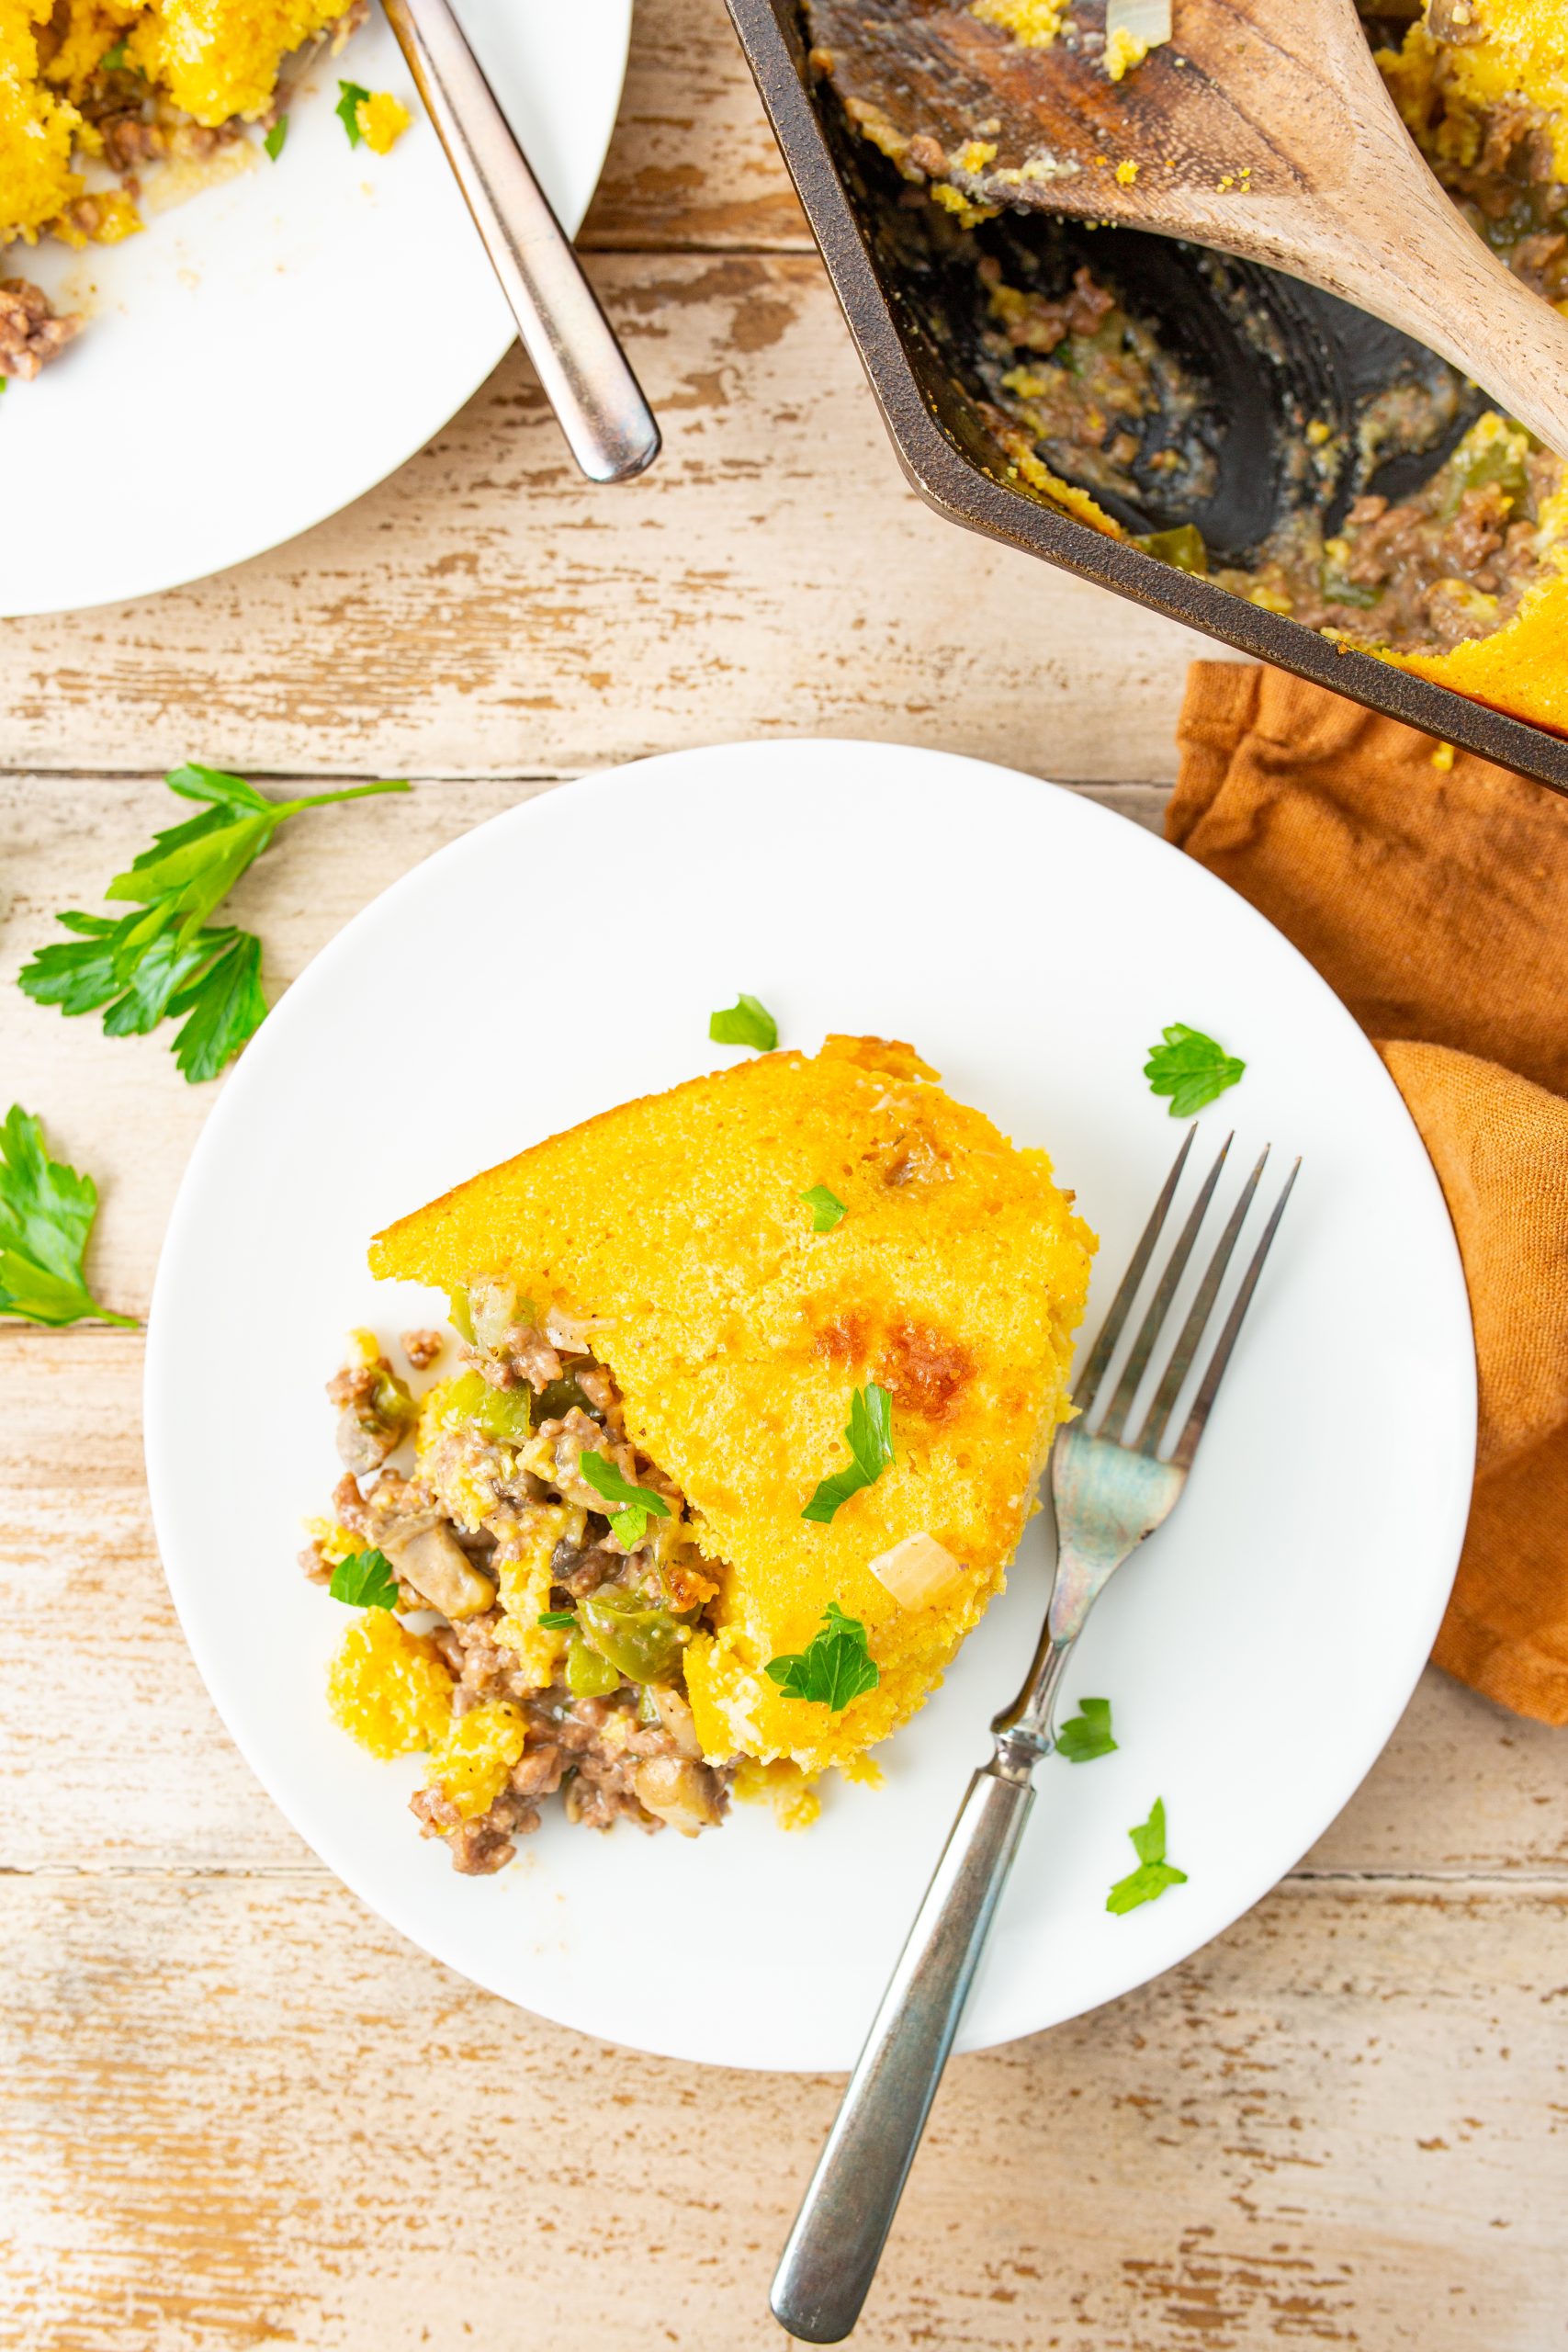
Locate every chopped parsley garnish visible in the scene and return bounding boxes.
[264,116,288,162]
[17,763,407,1081]
[101,37,130,70]
[766,1601,880,1710]
[0,1105,136,1328]
[1106,1796,1188,1915]
[329,1548,400,1610]
[799,1184,846,1233]
[536,1609,577,1630]
[802,1380,894,1524]
[579,1449,671,1548]
[1055,1696,1117,1763]
[1144,1023,1246,1118]
[336,80,370,146]
[708,993,777,1052]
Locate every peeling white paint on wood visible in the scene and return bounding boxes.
[3,1876,1565,2350]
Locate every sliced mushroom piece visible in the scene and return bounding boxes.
[381,1520,497,1620]
[632,1756,725,1837]
[648,1683,704,1759]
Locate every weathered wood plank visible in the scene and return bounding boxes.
[0,259,1222,784]
[2,1330,1563,1878]
[0,770,1166,1317]
[581,0,812,254]
[3,1873,1562,2351]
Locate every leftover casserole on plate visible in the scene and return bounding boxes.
[306,1033,1096,1873]
[0,0,406,379]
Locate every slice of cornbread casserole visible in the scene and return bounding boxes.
[310,1035,1094,1872]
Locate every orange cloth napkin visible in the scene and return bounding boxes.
[1169,663,1568,1725]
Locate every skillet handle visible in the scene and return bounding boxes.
[382,0,660,483]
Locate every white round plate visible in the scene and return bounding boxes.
[145,740,1475,2072]
[0,0,630,617]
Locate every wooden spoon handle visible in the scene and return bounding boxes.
[1297,170,1568,463]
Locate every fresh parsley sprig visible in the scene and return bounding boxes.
[329,1548,400,1610]
[709,993,777,1051]
[802,1381,894,1525]
[264,116,288,162]
[799,1184,846,1233]
[18,763,407,1081]
[766,1601,880,1710]
[579,1450,672,1548]
[336,80,370,145]
[536,1609,577,1630]
[0,1105,136,1328]
[1055,1695,1117,1763]
[1144,1023,1245,1118]
[1106,1796,1188,1915]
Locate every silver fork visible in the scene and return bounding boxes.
[770,1127,1300,2345]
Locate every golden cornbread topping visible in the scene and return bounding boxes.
[0,0,412,380]
[309,1036,1096,1872]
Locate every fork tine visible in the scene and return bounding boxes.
[1131,1144,1270,1454]
[1167,1158,1300,1469]
[1096,1134,1233,1442]
[1071,1127,1197,1412]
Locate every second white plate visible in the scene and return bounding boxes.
[144,739,1475,2070]
[1,0,631,616]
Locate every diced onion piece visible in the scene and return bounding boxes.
[1105,0,1172,53]
[868,1532,965,1610]
[544,1305,608,1351]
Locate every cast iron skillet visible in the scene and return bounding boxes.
[724,0,1568,797]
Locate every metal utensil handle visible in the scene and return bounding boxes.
[771,1760,1036,2345]
[382,0,660,483]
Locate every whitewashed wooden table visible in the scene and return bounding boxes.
[3,5,1565,2344]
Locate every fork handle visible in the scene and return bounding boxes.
[382,0,660,483]
[770,1758,1036,2344]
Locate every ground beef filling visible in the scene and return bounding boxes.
[311,1322,732,1875]
[965,240,1565,656]
[0,278,81,381]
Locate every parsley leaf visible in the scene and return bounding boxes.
[101,36,130,69]
[165,929,268,1083]
[0,1106,137,1329]
[18,766,407,1081]
[1144,1023,1246,1118]
[264,115,288,162]
[1107,1796,1188,1914]
[766,1601,880,1710]
[802,1380,894,1524]
[579,1450,672,1548]
[799,1184,846,1234]
[1055,1695,1117,1763]
[329,1548,400,1610]
[536,1609,577,1630]
[336,80,370,146]
[708,993,777,1051]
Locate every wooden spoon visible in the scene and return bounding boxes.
[806,0,1568,456]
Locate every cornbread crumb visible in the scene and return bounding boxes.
[328,1611,454,1758]
[931,181,998,226]
[1431,741,1456,771]
[1114,159,1139,186]
[355,90,412,154]
[734,1757,823,1830]
[970,0,1066,48]
[427,1700,526,1819]
[1104,28,1148,80]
